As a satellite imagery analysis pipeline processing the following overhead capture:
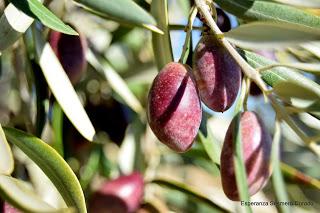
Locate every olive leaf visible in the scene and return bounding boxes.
[151,0,173,70]
[0,3,34,51]
[10,0,78,35]
[243,50,320,97]
[74,0,162,33]
[0,175,61,213]
[3,127,87,213]
[32,28,96,142]
[0,124,14,175]
[151,178,228,212]
[225,22,320,50]
[215,0,320,29]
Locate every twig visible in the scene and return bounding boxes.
[179,6,198,64]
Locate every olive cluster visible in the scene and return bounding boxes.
[147,9,272,201]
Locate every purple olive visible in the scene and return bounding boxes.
[89,172,144,213]
[193,35,241,112]
[147,62,202,152]
[1,201,21,213]
[216,8,231,32]
[220,111,272,201]
[49,27,87,84]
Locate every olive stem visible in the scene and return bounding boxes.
[269,94,320,157]
[195,0,320,158]
[179,6,198,64]
[169,24,204,31]
[194,0,268,93]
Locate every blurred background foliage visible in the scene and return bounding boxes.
[0,0,320,212]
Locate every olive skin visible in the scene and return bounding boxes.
[89,172,144,213]
[220,111,272,201]
[147,62,202,152]
[193,35,241,112]
[216,8,231,32]
[49,28,87,84]
[1,201,21,213]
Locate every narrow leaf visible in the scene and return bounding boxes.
[51,102,64,157]
[271,121,290,213]
[259,62,320,74]
[0,124,14,175]
[0,175,58,213]
[74,0,161,33]
[271,0,320,8]
[11,0,78,35]
[87,50,143,114]
[0,3,34,51]
[273,81,320,102]
[198,125,221,165]
[242,50,320,97]
[151,178,228,212]
[3,127,87,213]
[151,0,173,70]
[37,42,96,142]
[215,0,320,29]
[226,22,320,50]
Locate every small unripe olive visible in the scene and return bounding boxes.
[193,35,241,112]
[89,172,144,213]
[220,111,272,201]
[49,27,87,84]
[147,62,202,152]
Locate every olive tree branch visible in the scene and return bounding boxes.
[194,0,268,93]
[195,0,320,158]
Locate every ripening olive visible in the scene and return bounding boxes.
[89,172,144,213]
[220,111,272,201]
[49,27,87,84]
[193,35,241,112]
[147,62,202,152]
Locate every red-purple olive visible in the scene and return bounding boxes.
[193,35,241,112]
[1,201,20,213]
[220,111,272,201]
[216,8,231,32]
[49,27,87,84]
[147,62,202,152]
[89,172,144,213]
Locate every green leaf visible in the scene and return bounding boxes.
[74,0,162,33]
[271,122,290,213]
[79,146,101,190]
[0,175,59,213]
[0,124,14,175]
[52,102,64,157]
[243,50,320,112]
[259,62,320,74]
[151,178,228,212]
[3,127,87,213]
[225,22,320,50]
[151,0,173,70]
[198,124,221,165]
[273,81,320,103]
[270,0,320,8]
[242,50,320,97]
[0,3,34,51]
[215,0,320,29]
[11,0,78,35]
[32,25,96,142]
